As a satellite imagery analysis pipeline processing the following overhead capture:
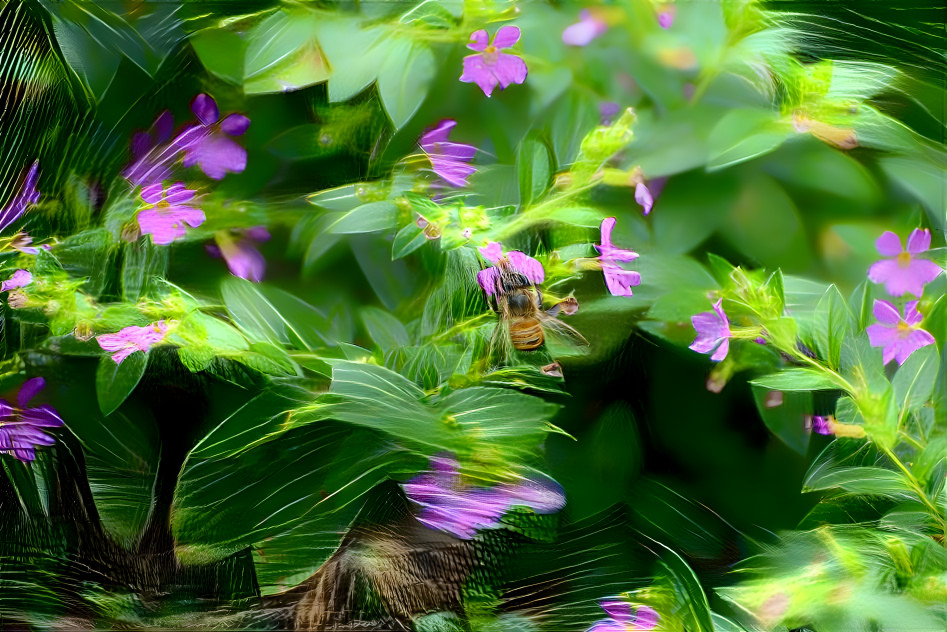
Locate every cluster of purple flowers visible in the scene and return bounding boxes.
[689,228,942,367]
[402,454,565,540]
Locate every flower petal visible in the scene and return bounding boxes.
[600,217,617,248]
[872,299,901,325]
[477,267,500,296]
[466,29,489,52]
[479,242,503,263]
[906,228,931,254]
[420,119,457,148]
[164,183,196,204]
[874,231,903,257]
[222,239,266,282]
[562,14,606,47]
[634,605,660,630]
[909,259,943,287]
[221,113,251,136]
[894,328,935,365]
[587,620,626,632]
[16,377,45,408]
[600,600,634,622]
[710,337,730,362]
[1,269,32,292]
[507,251,545,284]
[866,322,899,350]
[19,404,63,428]
[185,133,248,180]
[491,53,528,90]
[460,54,499,97]
[492,25,521,49]
[903,300,923,326]
[635,182,654,215]
[191,93,219,126]
[140,183,165,205]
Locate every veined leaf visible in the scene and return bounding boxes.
[95,352,148,416]
[750,368,844,392]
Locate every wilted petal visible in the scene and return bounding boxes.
[16,377,45,408]
[191,93,219,126]
[906,228,931,254]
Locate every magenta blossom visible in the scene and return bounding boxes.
[808,415,834,435]
[0,160,40,234]
[402,454,565,540]
[10,232,49,255]
[477,241,545,296]
[173,94,250,180]
[867,229,942,297]
[866,300,934,366]
[600,102,622,126]
[0,377,64,463]
[657,5,676,29]
[122,110,176,186]
[1,269,32,292]
[207,227,270,282]
[97,321,169,364]
[419,120,477,188]
[635,183,654,215]
[137,183,205,245]
[562,10,608,46]
[690,299,731,362]
[588,599,659,632]
[460,26,528,98]
[596,218,640,297]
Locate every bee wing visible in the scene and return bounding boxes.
[537,312,589,348]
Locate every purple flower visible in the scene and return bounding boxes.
[460,26,528,98]
[0,161,40,234]
[690,299,731,362]
[588,599,659,632]
[808,415,834,435]
[596,218,641,297]
[562,10,608,46]
[9,232,49,255]
[137,183,205,245]
[867,229,942,297]
[96,321,169,364]
[600,102,622,126]
[477,242,545,296]
[208,227,270,282]
[634,183,654,215]
[419,120,477,188]
[122,110,177,186]
[402,454,565,539]
[657,5,676,29]
[173,94,250,180]
[0,377,64,463]
[1,269,32,292]
[866,299,935,366]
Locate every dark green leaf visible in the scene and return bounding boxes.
[750,368,843,392]
[95,352,148,416]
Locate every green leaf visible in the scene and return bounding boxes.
[804,466,916,500]
[377,39,435,129]
[190,28,246,84]
[243,8,330,94]
[707,108,789,171]
[306,184,362,212]
[751,386,812,455]
[328,200,399,234]
[122,238,168,301]
[517,134,553,207]
[95,352,148,416]
[313,19,386,102]
[221,278,332,349]
[892,344,939,411]
[812,285,854,369]
[750,368,843,392]
[360,307,410,351]
[655,543,715,632]
[392,223,428,259]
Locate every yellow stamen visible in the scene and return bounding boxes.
[896,251,911,267]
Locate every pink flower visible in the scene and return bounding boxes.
[657,5,676,29]
[595,218,640,297]
[562,10,608,46]
[419,119,477,188]
[0,378,63,463]
[588,599,659,632]
[477,242,544,296]
[0,161,40,234]
[866,300,935,366]
[460,26,528,98]
[208,227,270,282]
[689,299,730,362]
[97,321,169,364]
[137,183,205,245]
[867,228,942,297]
[173,94,250,180]
[1,269,32,292]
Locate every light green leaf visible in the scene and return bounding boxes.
[360,307,411,351]
[377,38,435,129]
[517,134,553,208]
[804,466,915,499]
[243,8,330,94]
[892,344,939,411]
[328,201,399,234]
[750,368,844,392]
[812,285,854,369]
[707,108,789,171]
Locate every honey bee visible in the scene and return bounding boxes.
[485,258,587,355]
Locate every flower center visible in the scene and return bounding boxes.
[482,46,499,64]
[896,321,912,335]
[896,251,912,267]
